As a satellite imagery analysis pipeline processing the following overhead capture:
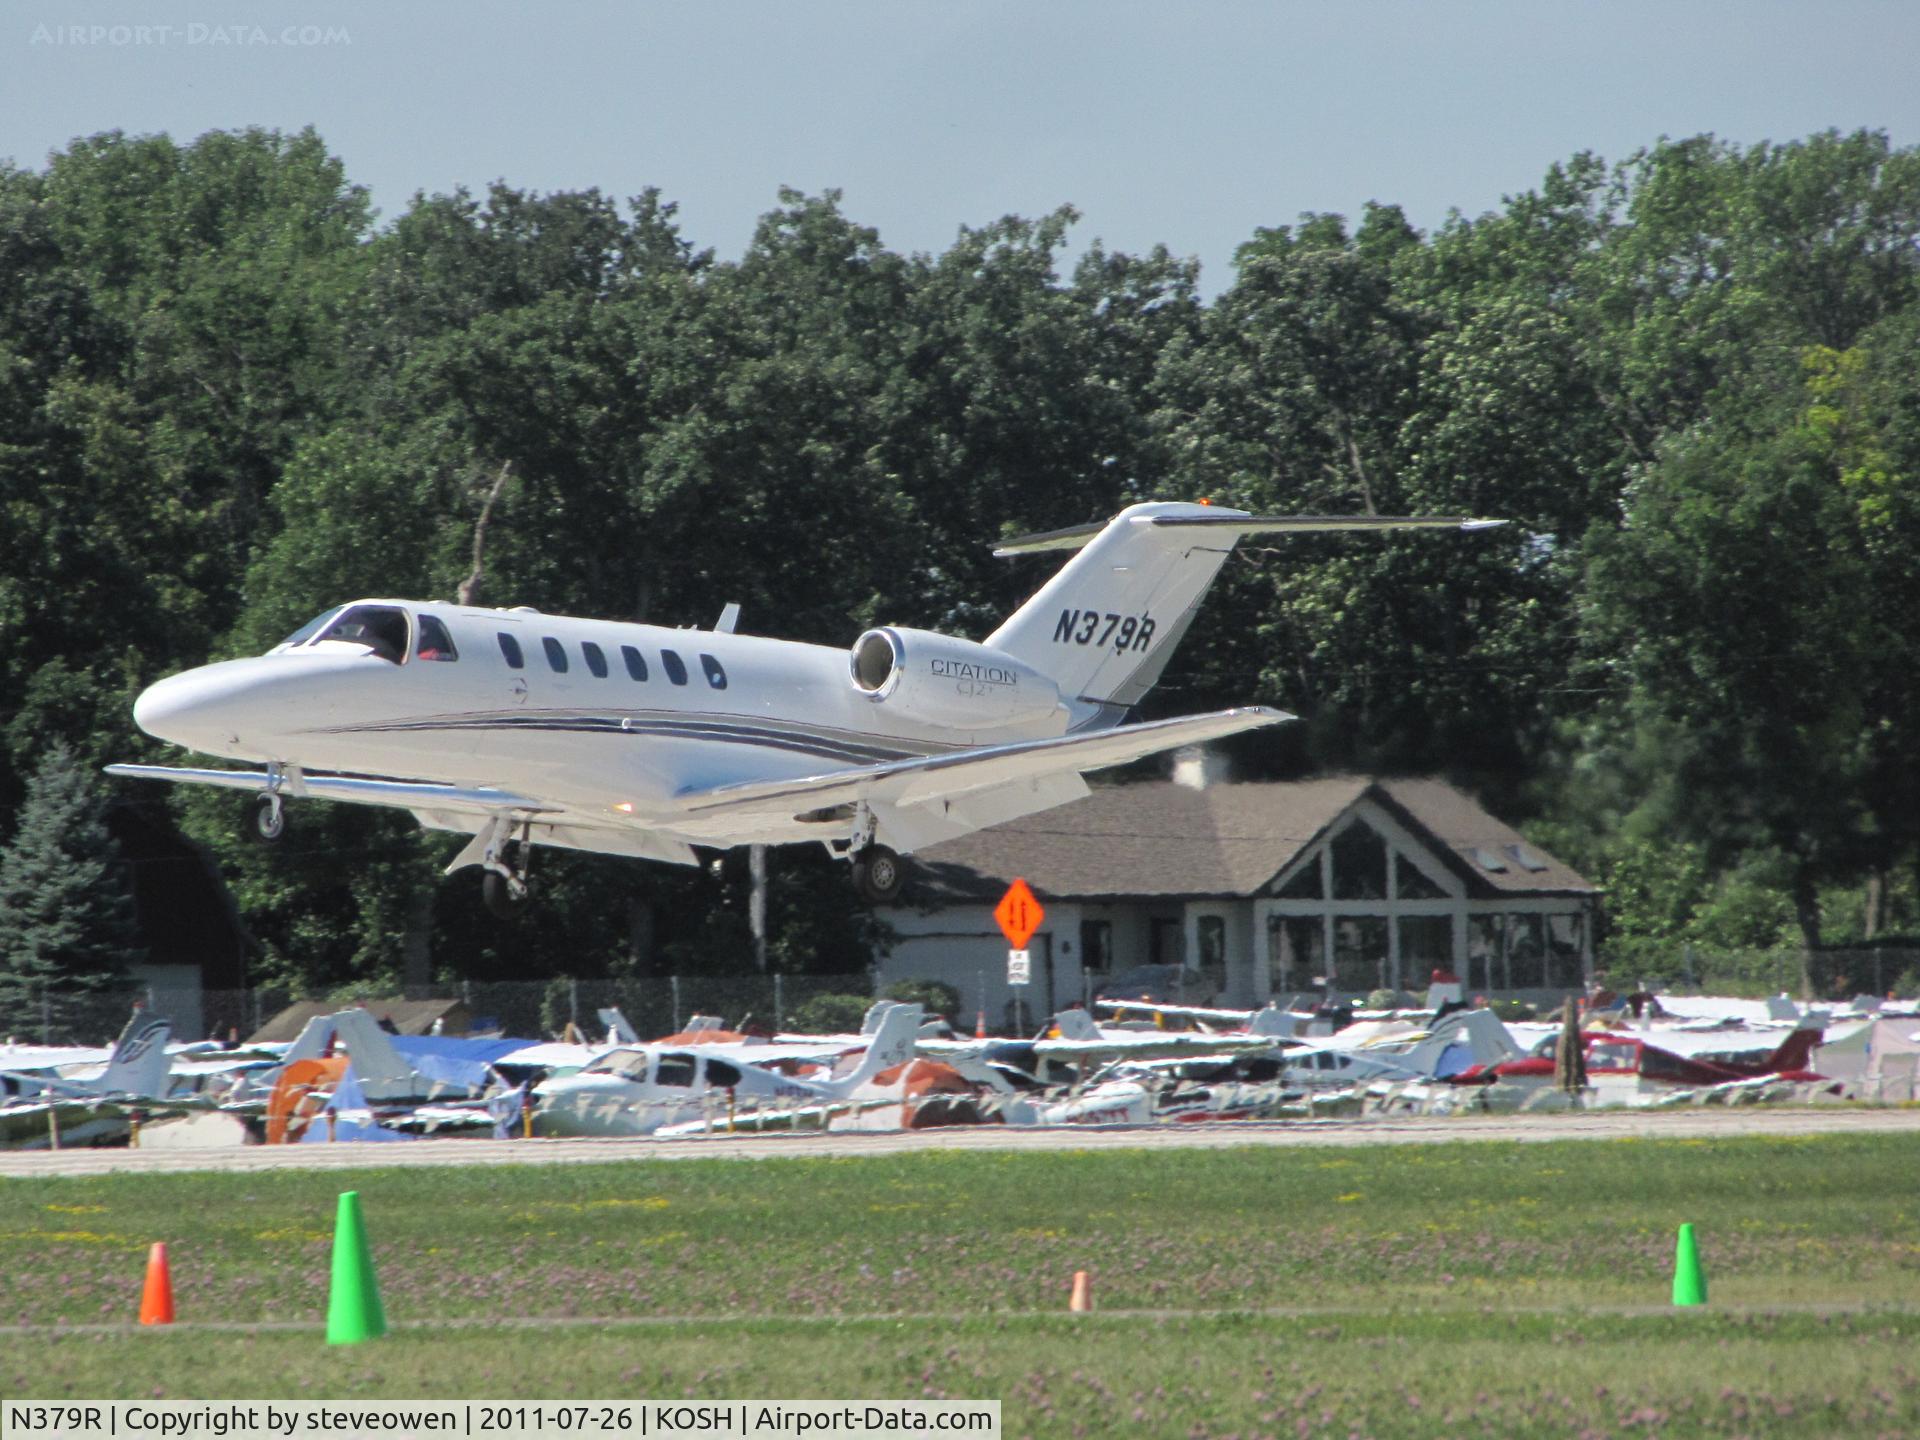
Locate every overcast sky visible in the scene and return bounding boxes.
[7,1,1918,293]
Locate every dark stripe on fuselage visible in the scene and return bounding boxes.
[312,711,954,766]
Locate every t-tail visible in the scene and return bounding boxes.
[987,502,1504,727]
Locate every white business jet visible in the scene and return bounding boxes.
[111,502,1499,918]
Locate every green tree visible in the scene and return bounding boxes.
[0,745,144,1041]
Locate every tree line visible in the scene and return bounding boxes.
[2,124,1917,1022]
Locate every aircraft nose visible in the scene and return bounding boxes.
[132,668,237,750]
[132,673,195,740]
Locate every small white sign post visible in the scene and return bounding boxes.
[1006,948,1031,985]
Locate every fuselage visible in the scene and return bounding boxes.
[131,599,1075,847]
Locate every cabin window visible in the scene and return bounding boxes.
[654,1053,697,1087]
[621,645,648,681]
[700,653,728,689]
[321,605,410,664]
[497,633,525,669]
[542,637,569,673]
[661,650,689,686]
[415,615,458,662]
[705,1059,743,1088]
[582,641,609,678]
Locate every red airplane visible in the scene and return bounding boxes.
[1453,1024,1825,1088]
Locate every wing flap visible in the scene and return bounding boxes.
[670,706,1291,827]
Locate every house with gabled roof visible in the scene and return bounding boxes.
[878,759,1599,1028]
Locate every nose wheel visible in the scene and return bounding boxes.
[248,793,287,844]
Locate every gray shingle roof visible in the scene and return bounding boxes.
[902,776,1594,903]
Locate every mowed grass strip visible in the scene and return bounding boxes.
[7,1313,1920,1438]
[1,1134,1917,1327]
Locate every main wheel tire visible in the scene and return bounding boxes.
[851,845,905,905]
[248,794,286,844]
[483,868,533,921]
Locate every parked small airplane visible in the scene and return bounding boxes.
[111,503,1499,917]
[1458,1022,1826,1090]
[531,1000,925,1137]
[0,1014,174,1148]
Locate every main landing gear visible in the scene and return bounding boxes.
[479,822,536,921]
[841,804,905,904]
[850,844,905,904]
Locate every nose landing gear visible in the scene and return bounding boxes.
[249,793,286,844]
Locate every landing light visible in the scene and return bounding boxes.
[612,802,634,814]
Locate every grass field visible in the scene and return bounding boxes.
[5,1134,1920,1437]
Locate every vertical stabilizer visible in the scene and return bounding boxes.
[98,1013,173,1098]
[832,1003,923,1091]
[987,503,1246,720]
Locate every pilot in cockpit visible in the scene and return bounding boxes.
[323,607,410,664]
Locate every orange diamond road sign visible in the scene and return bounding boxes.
[994,878,1045,950]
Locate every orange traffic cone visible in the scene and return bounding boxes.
[1068,1270,1092,1313]
[975,1010,987,1039]
[139,1241,175,1325]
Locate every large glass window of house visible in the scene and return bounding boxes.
[1507,913,1547,989]
[1269,915,1326,994]
[1548,913,1585,990]
[1470,914,1507,992]
[1395,852,1446,899]
[1333,916,1389,993]
[1398,916,1454,982]
[1331,822,1388,900]
[1078,919,1112,975]
[1275,857,1323,899]
[1196,915,1227,995]
[1149,917,1184,967]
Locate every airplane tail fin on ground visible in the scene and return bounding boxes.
[98,1013,173,1098]
[1404,1008,1523,1078]
[987,503,1503,720]
[832,1003,924,1092]
[1050,1009,1102,1041]
[313,1009,418,1100]
[1247,1006,1299,1040]
[1764,1024,1824,1074]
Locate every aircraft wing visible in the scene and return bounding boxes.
[105,765,558,816]
[667,706,1290,834]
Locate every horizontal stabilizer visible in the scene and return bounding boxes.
[992,513,1505,557]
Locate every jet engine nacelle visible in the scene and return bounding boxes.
[850,627,1062,730]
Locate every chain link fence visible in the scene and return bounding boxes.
[0,975,880,1046]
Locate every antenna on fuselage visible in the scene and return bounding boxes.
[714,603,741,634]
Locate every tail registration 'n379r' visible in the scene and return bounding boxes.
[111,503,1501,919]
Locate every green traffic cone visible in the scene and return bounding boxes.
[326,1190,388,1344]
[1672,1222,1707,1307]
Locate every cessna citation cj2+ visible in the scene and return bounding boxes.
[112,503,1501,919]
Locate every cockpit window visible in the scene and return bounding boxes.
[275,607,344,651]
[415,615,459,662]
[321,605,411,665]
